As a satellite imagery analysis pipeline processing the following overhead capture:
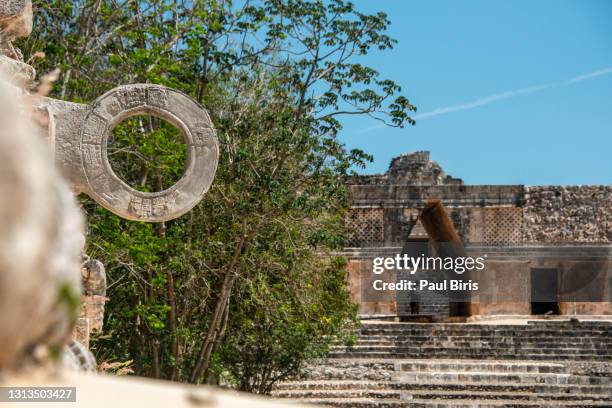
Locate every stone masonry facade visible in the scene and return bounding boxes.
[524,186,612,244]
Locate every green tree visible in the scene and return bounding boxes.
[19,0,415,390]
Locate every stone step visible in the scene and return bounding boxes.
[330,347,612,355]
[396,361,568,374]
[282,322,612,407]
[412,390,612,401]
[353,335,612,341]
[333,343,612,351]
[274,389,399,400]
[362,326,612,331]
[352,335,612,341]
[307,359,397,370]
[329,347,612,355]
[392,372,612,386]
[274,380,612,394]
[360,331,612,336]
[358,335,612,343]
[273,388,612,402]
[303,360,396,381]
[361,326,612,331]
[328,352,611,361]
[362,322,612,327]
[360,324,612,332]
[361,321,612,330]
[351,335,612,343]
[338,343,611,350]
[336,346,611,354]
[526,321,612,326]
[332,349,612,358]
[291,397,612,407]
[360,329,612,337]
[330,349,610,356]
[300,360,570,380]
[309,359,568,374]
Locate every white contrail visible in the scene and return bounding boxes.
[413,82,556,120]
[565,66,612,84]
[357,65,612,133]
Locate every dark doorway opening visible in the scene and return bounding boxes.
[531,268,560,315]
[398,239,430,321]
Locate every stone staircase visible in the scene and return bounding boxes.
[272,320,612,407]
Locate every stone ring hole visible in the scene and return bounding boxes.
[107,113,187,193]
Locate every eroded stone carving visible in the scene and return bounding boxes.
[80,258,107,335]
[386,151,462,185]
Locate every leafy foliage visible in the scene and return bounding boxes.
[109,114,186,192]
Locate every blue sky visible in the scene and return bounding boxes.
[338,0,612,185]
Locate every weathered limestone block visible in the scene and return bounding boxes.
[387,151,462,185]
[80,295,107,334]
[79,258,107,333]
[349,150,463,186]
[72,318,90,349]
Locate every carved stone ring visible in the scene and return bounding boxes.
[49,84,219,222]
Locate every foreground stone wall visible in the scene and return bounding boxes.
[524,186,612,244]
[0,63,83,371]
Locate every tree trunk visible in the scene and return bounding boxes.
[189,221,249,383]
[204,292,231,384]
[151,339,160,378]
[166,270,179,381]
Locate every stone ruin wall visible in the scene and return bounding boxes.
[523,185,612,244]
